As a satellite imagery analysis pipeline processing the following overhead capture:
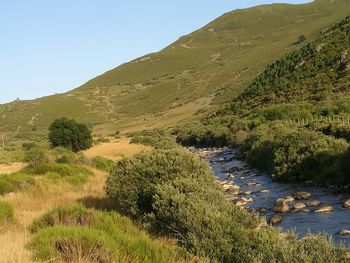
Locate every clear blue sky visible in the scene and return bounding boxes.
[0,0,311,104]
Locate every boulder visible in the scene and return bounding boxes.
[339,229,350,235]
[306,200,321,207]
[273,198,290,213]
[269,215,282,225]
[293,202,306,210]
[293,192,311,200]
[315,204,333,213]
[342,199,350,208]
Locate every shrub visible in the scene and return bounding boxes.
[29,204,188,263]
[24,147,49,168]
[91,156,114,172]
[30,204,93,234]
[0,173,35,195]
[28,226,117,263]
[128,129,176,149]
[0,201,15,223]
[48,117,92,152]
[105,149,260,260]
[246,122,349,183]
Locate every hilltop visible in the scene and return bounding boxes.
[1,0,350,141]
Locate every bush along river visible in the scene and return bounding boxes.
[191,148,350,246]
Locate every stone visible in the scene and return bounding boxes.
[248,182,258,186]
[315,204,333,213]
[243,190,252,195]
[342,199,350,208]
[293,192,311,200]
[339,229,350,235]
[242,197,253,203]
[293,202,306,210]
[269,215,282,225]
[283,196,295,203]
[234,200,247,207]
[259,189,270,193]
[306,200,321,207]
[273,198,290,213]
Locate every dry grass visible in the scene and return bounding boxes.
[83,138,151,161]
[0,168,108,263]
[0,162,26,174]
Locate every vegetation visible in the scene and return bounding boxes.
[28,204,188,263]
[0,172,35,195]
[0,201,15,223]
[91,156,114,172]
[105,148,350,262]
[49,117,92,152]
[176,15,350,188]
[128,129,177,149]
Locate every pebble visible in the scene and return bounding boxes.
[315,204,333,213]
[293,202,306,210]
[306,200,321,207]
[342,199,350,208]
[338,229,350,235]
[293,192,312,200]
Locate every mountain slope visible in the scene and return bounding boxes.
[1,0,350,140]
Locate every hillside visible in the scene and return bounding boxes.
[175,14,350,186]
[1,0,350,141]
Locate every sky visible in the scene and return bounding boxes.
[0,0,311,104]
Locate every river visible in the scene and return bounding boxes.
[194,148,350,247]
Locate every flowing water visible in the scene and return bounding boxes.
[196,148,350,246]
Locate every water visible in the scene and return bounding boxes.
[197,148,350,246]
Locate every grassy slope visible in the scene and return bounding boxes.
[1,0,350,140]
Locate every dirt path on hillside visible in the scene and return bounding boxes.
[0,163,25,174]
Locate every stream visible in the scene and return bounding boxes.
[194,148,350,247]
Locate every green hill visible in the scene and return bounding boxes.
[1,0,350,141]
[175,14,350,186]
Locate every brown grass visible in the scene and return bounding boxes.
[0,162,26,174]
[83,138,151,161]
[0,168,109,263]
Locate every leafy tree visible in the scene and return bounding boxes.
[48,117,92,152]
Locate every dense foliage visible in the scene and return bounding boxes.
[48,117,92,152]
[105,148,350,262]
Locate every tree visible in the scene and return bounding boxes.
[48,117,92,152]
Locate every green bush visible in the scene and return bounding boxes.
[0,172,35,195]
[0,201,15,223]
[29,204,188,263]
[48,117,92,152]
[24,147,49,168]
[30,204,93,234]
[28,226,117,263]
[91,156,114,172]
[105,149,260,260]
[246,123,349,183]
[128,129,176,149]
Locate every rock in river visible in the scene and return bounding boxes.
[293,191,311,200]
[293,202,306,210]
[315,204,333,213]
[273,198,290,213]
[306,200,321,207]
[339,229,350,235]
[270,215,282,225]
[342,199,350,208]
